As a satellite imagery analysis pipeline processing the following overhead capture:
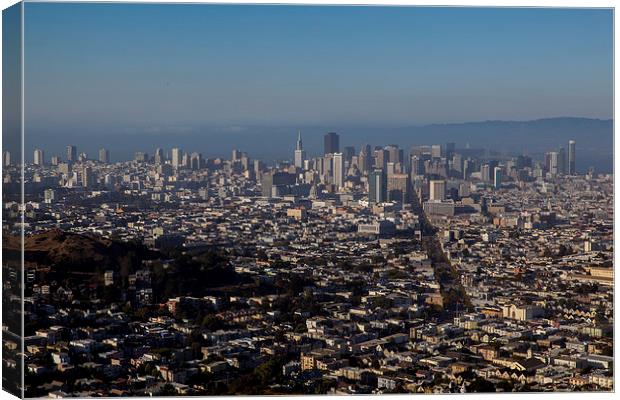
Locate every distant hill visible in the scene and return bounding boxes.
[28,116,613,173]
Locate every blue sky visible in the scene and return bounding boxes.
[23,3,613,135]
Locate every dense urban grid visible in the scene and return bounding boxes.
[2,132,613,396]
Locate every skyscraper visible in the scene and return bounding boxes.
[568,140,576,175]
[493,167,502,189]
[333,152,344,189]
[82,167,93,188]
[171,148,182,168]
[410,155,424,177]
[429,180,446,201]
[558,147,566,175]
[99,148,110,163]
[548,152,559,175]
[368,169,387,204]
[324,132,340,155]
[374,148,388,170]
[67,145,77,162]
[359,144,372,174]
[387,173,410,203]
[190,152,203,170]
[154,148,165,164]
[343,146,356,163]
[3,151,11,166]
[33,149,44,166]
[294,131,306,169]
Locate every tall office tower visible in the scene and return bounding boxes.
[480,164,491,182]
[374,148,388,170]
[322,153,333,182]
[33,149,44,166]
[547,151,559,175]
[359,144,372,173]
[171,148,182,168]
[254,160,264,180]
[463,159,471,179]
[333,152,345,189]
[232,149,241,162]
[544,152,551,172]
[493,167,502,189]
[386,162,396,176]
[294,131,306,168]
[154,148,165,164]
[411,145,431,158]
[2,151,10,166]
[429,179,446,201]
[134,152,148,163]
[99,148,110,163]
[568,140,576,175]
[50,155,60,166]
[431,144,442,159]
[324,132,339,155]
[190,152,203,170]
[387,173,411,203]
[386,144,403,165]
[444,142,456,158]
[240,154,251,171]
[410,155,425,176]
[368,169,387,204]
[81,167,93,188]
[343,146,355,163]
[452,154,463,174]
[67,145,77,162]
[558,147,566,175]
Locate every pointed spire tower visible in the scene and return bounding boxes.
[296,130,303,151]
[294,130,306,169]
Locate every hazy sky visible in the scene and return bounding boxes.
[24,3,613,136]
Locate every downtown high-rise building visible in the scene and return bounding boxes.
[568,140,576,175]
[558,146,566,175]
[387,173,410,203]
[333,152,344,190]
[493,167,502,189]
[190,152,203,170]
[359,144,372,174]
[3,151,11,166]
[154,148,165,164]
[429,179,446,201]
[294,131,306,169]
[33,149,44,166]
[99,148,110,163]
[546,151,559,176]
[324,132,340,155]
[368,169,386,204]
[67,145,77,162]
[171,148,182,168]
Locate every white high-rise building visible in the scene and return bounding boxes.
[429,180,446,201]
[333,152,344,189]
[171,148,182,168]
[3,151,11,166]
[33,149,44,166]
[294,131,306,169]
